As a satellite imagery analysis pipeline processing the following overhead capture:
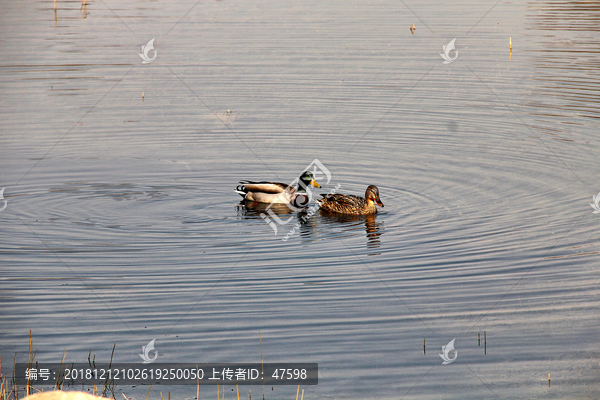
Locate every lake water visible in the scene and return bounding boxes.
[1,0,600,399]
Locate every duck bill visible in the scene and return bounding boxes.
[376,198,384,207]
[310,179,321,188]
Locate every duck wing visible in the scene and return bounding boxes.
[318,193,366,214]
[245,190,292,204]
[239,181,290,194]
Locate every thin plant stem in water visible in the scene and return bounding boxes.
[259,331,264,400]
[196,365,200,400]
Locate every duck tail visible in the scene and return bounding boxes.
[234,184,248,197]
[315,194,327,206]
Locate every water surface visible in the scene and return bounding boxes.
[1,0,599,399]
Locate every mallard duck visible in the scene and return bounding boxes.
[317,185,384,215]
[235,171,321,207]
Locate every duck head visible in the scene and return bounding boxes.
[296,171,321,193]
[366,185,384,207]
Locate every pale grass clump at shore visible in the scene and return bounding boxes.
[1,331,105,400]
[1,331,306,400]
[23,392,105,400]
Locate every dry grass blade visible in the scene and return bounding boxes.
[26,331,32,396]
[196,365,200,400]
[55,351,67,391]
[103,344,116,397]
[259,332,264,400]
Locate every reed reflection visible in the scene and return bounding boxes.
[81,0,88,19]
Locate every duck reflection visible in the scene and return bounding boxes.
[235,200,317,239]
[235,200,293,218]
[235,201,384,249]
[296,208,318,239]
[319,211,384,250]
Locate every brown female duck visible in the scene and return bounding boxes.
[317,185,384,215]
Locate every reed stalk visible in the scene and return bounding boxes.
[196,365,200,400]
[259,332,264,400]
[102,344,115,397]
[26,331,32,397]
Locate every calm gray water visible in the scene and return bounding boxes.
[1,0,599,399]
